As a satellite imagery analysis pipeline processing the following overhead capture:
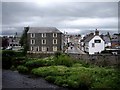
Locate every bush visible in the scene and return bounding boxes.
[31,66,68,77]
[2,57,12,69]
[12,57,27,68]
[45,76,56,83]
[25,59,55,69]
[10,65,16,71]
[17,65,28,74]
[54,51,62,58]
[54,76,68,87]
[54,54,74,67]
[2,50,16,57]
[2,50,24,69]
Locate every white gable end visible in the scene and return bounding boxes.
[89,36,105,54]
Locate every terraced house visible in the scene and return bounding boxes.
[27,27,64,53]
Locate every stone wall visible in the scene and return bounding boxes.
[27,52,120,66]
[27,53,54,58]
[69,54,120,66]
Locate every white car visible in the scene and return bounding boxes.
[6,46,12,50]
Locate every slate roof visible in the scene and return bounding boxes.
[83,35,105,43]
[84,35,95,42]
[27,27,62,33]
[102,35,111,42]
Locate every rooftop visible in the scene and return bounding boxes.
[27,27,62,33]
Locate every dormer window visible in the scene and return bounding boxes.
[94,40,101,43]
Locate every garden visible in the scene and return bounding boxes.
[2,50,120,89]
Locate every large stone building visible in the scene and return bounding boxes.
[27,27,64,53]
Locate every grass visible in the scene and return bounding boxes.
[32,65,119,89]
[6,52,119,89]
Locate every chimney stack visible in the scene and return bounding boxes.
[95,29,99,35]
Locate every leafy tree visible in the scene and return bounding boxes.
[19,27,29,55]
[2,36,9,49]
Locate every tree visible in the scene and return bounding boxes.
[2,36,9,49]
[19,27,29,55]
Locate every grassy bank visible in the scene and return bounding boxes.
[2,51,120,89]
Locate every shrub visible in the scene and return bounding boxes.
[25,59,55,69]
[54,76,68,87]
[10,65,16,71]
[45,76,56,83]
[2,50,16,57]
[12,57,26,68]
[2,57,12,69]
[54,54,74,67]
[17,65,28,74]
[2,50,16,69]
[67,79,79,88]
[2,50,25,69]
[31,66,68,77]
[54,51,62,58]
[14,51,24,57]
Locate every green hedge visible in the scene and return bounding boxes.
[2,50,15,69]
[12,57,27,68]
[2,50,26,69]
[17,65,28,74]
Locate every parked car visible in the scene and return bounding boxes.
[6,46,12,50]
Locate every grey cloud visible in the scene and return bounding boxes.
[2,2,118,35]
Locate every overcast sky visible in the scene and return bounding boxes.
[1,0,119,35]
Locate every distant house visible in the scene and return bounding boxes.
[8,36,21,49]
[100,33,111,48]
[82,29,105,54]
[27,27,64,53]
[1,34,22,50]
[111,34,120,48]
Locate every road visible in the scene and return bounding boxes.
[65,46,86,54]
[65,36,86,54]
[2,70,68,89]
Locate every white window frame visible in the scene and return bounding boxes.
[36,46,39,51]
[42,39,46,44]
[53,33,57,37]
[30,39,35,44]
[30,33,35,38]
[53,39,57,44]
[53,46,57,51]
[31,46,34,51]
[41,46,47,51]
[42,33,46,37]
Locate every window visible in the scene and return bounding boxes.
[53,46,57,51]
[42,39,46,44]
[94,39,101,43]
[42,46,46,51]
[31,39,35,44]
[53,33,57,37]
[53,39,57,44]
[42,33,46,37]
[36,46,39,51]
[92,43,95,47]
[31,33,35,38]
[31,46,34,51]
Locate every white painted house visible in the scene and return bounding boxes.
[83,30,105,54]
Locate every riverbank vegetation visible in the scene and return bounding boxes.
[2,50,120,89]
